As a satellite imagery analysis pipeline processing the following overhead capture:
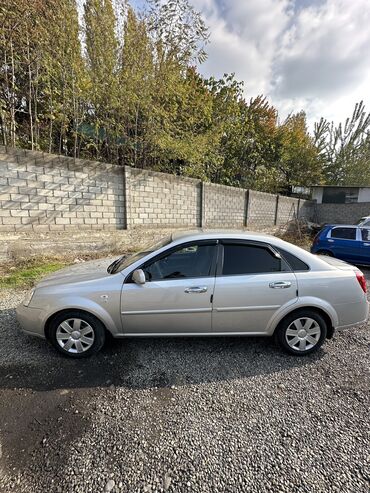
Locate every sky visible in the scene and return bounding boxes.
[189,0,370,129]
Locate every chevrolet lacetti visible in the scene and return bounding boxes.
[16,231,369,358]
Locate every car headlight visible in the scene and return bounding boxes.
[23,289,35,307]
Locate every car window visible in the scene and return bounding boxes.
[112,236,172,273]
[222,244,283,275]
[275,247,309,271]
[144,243,215,281]
[364,220,370,227]
[361,229,370,241]
[330,227,357,240]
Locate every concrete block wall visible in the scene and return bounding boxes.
[315,202,370,224]
[1,146,318,233]
[125,167,201,228]
[247,190,277,228]
[203,182,246,228]
[0,146,125,232]
[276,196,300,225]
[298,200,316,222]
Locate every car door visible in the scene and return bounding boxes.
[120,240,217,334]
[358,228,370,265]
[328,226,359,263]
[212,241,298,334]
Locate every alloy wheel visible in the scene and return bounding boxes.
[56,318,95,354]
[285,317,321,352]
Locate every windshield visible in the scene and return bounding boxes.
[108,236,172,274]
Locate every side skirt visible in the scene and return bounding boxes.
[113,332,272,338]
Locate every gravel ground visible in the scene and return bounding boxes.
[0,271,369,493]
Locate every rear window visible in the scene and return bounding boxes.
[330,227,356,240]
[222,244,283,275]
[275,247,309,271]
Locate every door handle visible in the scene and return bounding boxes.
[364,243,370,246]
[184,286,208,294]
[328,239,334,242]
[269,281,292,289]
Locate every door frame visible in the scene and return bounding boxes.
[123,238,220,284]
[215,239,291,277]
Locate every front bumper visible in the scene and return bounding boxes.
[16,303,46,339]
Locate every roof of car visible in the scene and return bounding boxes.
[171,229,275,242]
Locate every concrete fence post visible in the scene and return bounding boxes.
[199,181,206,228]
[123,166,130,229]
[244,189,250,227]
[274,194,280,225]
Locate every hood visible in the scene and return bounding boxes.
[36,257,119,288]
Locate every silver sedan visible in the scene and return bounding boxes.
[16,231,369,358]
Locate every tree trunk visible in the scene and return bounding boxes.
[26,33,34,149]
[9,40,17,147]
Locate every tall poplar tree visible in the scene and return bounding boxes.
[84,0,119,160]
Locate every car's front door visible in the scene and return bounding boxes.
[212,241,298,334]
[120,241,217,334]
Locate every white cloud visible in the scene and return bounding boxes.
[193,0,292,94]
[192,0,370,129]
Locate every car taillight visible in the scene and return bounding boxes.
[356,272,367,293]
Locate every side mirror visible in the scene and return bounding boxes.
[132,269,146,285]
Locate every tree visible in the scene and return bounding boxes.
[148,0,209,65]
[84,0,119,160]
[41,0,87,155]
[276,112,323,191]
[117,7,154,167]
[314,101,370,185]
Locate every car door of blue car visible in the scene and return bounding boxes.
[328,226,360,263]
[358,228,370,265]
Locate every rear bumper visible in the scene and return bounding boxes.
[335,300,369,330]
[16,303,46,339]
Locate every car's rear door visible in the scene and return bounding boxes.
[212,241,298,334]
[328,226,360,263]
[358,228,370,265]
[120,240,217,334]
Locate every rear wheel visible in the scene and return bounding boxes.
[49,310,106,358]
[275,310,327,356]
[317,250,333,256]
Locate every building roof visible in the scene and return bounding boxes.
[311,185,368,188]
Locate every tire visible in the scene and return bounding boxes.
[275,309,327,356]
[317,250,333,257]
[49,310,106,358]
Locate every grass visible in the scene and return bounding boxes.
[0,258,69,289]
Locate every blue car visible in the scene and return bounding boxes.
[311,224,370,266]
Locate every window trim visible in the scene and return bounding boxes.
[274,246,310,272]
[125,239,219,283]
[328,226,359,241]
[216,240,292,277]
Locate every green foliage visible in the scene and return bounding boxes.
[0,260,67,289]
[1,0,365,193]
[276,112,323,191]
[314,101,370,185]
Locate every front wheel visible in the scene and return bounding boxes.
[275,310,327,356]
[49,310,106,358]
